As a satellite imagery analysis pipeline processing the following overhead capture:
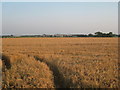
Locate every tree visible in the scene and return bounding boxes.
[11,35,14,37]
[94,31,103,37]
[108,32,113,35]
[88,33,93,37]
[108,32,114,37]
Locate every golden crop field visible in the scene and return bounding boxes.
[2,37,119,88]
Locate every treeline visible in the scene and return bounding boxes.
[1,32,120,38]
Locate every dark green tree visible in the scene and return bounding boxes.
[88,33,93,37]
[94,31,103,37]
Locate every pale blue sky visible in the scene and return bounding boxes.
[0,2,2,35]
[1,0,119,2]
[2,2,118,35]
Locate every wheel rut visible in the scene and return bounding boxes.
[2,54,11,70]
[34,56,67,88]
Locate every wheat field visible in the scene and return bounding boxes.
[1,37,119,88]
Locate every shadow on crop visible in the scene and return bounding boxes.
[34,56,68,88]
[2,54,11,70]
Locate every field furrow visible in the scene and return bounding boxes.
[34,56,66,88]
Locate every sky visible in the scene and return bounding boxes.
[1,0,119,2]
[0,2,2,35]
[2,2,118,35]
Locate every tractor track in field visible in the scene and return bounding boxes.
[34,56,67,88]
[2,54,11,70]
[1,54,68,88]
